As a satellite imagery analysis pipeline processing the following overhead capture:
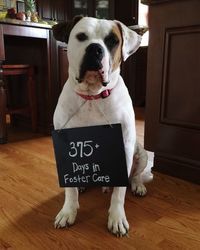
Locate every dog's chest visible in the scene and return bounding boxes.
[66,100,116,128]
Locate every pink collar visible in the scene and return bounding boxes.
[76,89,112,100]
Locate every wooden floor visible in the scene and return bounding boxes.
[0,110,200,250]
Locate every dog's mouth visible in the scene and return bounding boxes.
[77,68,109,87]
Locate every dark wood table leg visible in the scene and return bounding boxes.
[0,61,7,144]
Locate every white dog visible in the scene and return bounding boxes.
[53,16,148,237]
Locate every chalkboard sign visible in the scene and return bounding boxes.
[52,124,128,187]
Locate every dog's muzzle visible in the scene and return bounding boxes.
[78,43,109,86]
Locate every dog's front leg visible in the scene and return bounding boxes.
[108,187,129,237]
[55,187,79,228]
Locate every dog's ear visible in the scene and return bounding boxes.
[116,21,142,61]
[52,15,83,43]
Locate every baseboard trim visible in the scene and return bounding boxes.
[153,153,200,184]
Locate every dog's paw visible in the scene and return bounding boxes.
[108,206,129,237]
[131,182,147,197]
[54,208,77,229]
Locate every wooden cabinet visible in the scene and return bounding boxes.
[36,0,138,26]
[144,0,200,184]
[36,0,67,22]
[67,0,138,26]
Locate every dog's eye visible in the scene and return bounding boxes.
[104,32,119,51]
[76,32,88,42]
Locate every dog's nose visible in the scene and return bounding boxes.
[86,43,104,59]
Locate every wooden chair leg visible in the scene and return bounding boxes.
[28,67,37,132]
[0,79,7,144]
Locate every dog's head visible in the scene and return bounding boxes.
[53,16,141,94]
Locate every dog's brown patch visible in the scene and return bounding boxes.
[111,24,123,71]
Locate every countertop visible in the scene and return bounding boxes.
[0,18,53,29]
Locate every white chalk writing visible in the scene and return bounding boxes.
[72,162,89,175]
[63,161,110,185]
[68,140,94,158]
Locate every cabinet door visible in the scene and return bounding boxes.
[114,0,138,25]
[37,0,67,21]
[95,0,110,19]
[69,0,113,19]
[72,0,89,17]
[53,0,67,22]
[94,0,136,23]
[37,0,53,21]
